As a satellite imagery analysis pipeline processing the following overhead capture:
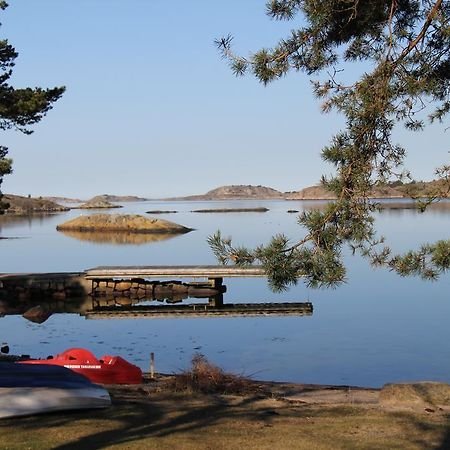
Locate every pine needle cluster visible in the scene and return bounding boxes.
[213,0,450,289]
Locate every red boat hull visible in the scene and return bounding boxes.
[22,348,142,385]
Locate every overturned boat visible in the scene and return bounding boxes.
[0,363,110,419]
[22,347,142,384]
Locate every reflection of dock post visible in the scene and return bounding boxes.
[208,277,223,289]
[208,293,224,307]
[90,280,96,296]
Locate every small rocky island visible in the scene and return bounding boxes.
[286,185,404,200]
[56,214,193,234]
[146,210,178,214]
[87,194,148,202]
[73,199,123,210]
[191,207,269,213]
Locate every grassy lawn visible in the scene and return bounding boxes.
[0,390,448,450]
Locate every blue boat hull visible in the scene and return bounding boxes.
[0,363,110,418]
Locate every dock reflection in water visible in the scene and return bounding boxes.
[0,291,313,322]
[0,271,312,321]
[87,277,313,318]
[87,296,313,319]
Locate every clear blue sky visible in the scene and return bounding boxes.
[2,0,449,198]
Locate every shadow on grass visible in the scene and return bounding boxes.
[388,411,450,450]
[438,422,450,450]
[0,396,448,449]
[0,394,273,450]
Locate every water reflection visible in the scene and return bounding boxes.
[58,230,182,245]
[86,299,313,319]
[0,296,89,323]
[0,294,313,322]
[298,199,450,215]
[377,201,450,216]
[0,213,64,233]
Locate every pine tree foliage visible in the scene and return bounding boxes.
[0,2,65,213]
[213,0,450,290]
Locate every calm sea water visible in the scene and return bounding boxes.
[1,199,449,387]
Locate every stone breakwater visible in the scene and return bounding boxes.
[0,274,225,304]
[0,273,90,302]
[91,279,225,301]
[0,273,91,323]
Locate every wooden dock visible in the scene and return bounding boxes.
[85,265,266,279]
[1,266,313,319]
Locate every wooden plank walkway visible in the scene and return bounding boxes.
[85,265,266,279]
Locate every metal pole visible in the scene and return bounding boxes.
[150,352,155,379]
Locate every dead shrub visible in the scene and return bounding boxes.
[167,353,260,395]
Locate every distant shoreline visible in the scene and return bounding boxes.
[2,181,448,215]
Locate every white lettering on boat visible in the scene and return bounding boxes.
[64,364,102,369]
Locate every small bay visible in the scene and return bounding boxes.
[1,199,449,387]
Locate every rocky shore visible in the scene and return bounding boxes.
[2,194,69,214]
[2,180,447,214]
[285,184,404,200]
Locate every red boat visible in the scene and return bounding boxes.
[21,348,142,385]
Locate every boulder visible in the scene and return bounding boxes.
[22,305,51,324]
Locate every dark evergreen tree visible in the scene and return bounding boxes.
[0,1,65,213]
[211,0,450,289]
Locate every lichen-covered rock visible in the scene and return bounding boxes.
[56,214,193,234]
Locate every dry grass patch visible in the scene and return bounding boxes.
[0,395,448,450]
[380,382,450,412]
[1,364,449,449]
